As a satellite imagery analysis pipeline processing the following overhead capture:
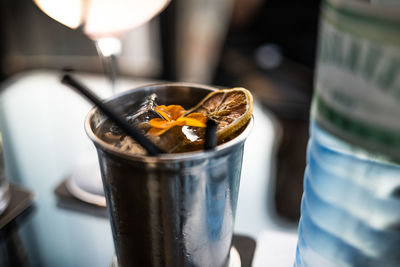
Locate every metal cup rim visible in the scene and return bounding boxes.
[84,82,254,163]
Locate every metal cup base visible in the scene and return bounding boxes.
[110,246,241,267]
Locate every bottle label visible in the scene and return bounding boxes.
[313,0,400,159]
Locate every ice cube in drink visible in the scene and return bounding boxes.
[97,87,253,154]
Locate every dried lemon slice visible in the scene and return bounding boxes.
[186,87,253,141]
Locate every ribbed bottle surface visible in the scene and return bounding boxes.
[295,121,400,267]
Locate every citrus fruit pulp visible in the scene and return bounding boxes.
[185,87,253,142]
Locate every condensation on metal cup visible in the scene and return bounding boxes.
[85,83,253,267]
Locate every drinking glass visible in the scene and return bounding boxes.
[85,83,253,266]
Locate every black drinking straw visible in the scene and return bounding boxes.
[204,119,217,150]
[61,74,164,156]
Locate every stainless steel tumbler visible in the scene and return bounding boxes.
[85,83,253,267]
[0,132,10,216]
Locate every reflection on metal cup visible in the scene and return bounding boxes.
[0,132,10,215]
[85,83,253,267]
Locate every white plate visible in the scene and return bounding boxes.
[66,148,106,207]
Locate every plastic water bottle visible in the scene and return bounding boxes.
[295,0,400,266]
[296,122,400,266]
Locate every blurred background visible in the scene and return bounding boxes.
[0,0,320,223]
[0,0,321,265]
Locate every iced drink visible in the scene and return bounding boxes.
[85,83,253,267]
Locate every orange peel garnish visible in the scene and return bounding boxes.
[148,105,206,136]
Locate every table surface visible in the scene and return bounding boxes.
[0,70,297,267]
